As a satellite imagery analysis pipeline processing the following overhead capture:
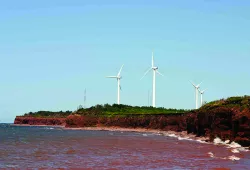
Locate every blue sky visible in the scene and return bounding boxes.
[0,0,250,123]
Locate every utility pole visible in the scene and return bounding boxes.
[84,88,86,109]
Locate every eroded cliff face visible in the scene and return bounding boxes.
[186,107,250,147]
[14,116,66,126]
[65,114,187,132]
[65,107,250,147]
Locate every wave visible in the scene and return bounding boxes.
[231,149,240,153]
[213,137,249,152]
[207,152,241,161]
[228,155,241,161]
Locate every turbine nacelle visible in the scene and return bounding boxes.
[199,89,207,95]
[190,81,202,89]
[190,80,202,109]
[152,66,158,70]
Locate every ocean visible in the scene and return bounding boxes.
[0,124,249,169]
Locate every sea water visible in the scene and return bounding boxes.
[0,124,249,169]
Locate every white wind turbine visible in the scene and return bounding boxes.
[199,89,207,107]
[141,51,164,107]
[106,65,124,104]
[190,81,202,109]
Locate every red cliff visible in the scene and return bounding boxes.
[14,116,66,126]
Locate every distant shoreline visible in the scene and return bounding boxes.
[11,124,65,128]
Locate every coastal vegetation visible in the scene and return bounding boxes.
[200,96,250,111]
[76,104,188,116]
[21,104,189,118]
[23,110,72,118]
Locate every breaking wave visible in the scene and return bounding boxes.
[213,137,249,152]
[208,152,241,161]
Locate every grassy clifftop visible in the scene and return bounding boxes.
[21,104,189,118]
[76,104,188,116]
[22,110,72,118]
[200,96,250,111]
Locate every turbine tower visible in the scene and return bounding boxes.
[199,89,207,107]
[106,65,124,104]
[190,81,202,109]
[141,51,164,107]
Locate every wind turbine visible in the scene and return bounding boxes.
[106,65,124,104]
[199,89,207,107]
[141,51,164,107]
[190,81,202,109]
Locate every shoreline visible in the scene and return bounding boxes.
[11,124,65,128]
[12,124,249,150]
[12,123,209,143]
[63,126,209,143]
[63,126,250,152]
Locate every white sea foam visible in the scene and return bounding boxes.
[237,147,249,152]
[228,155,240,161]
[160,132,209,144]
[208,152,214,158]
[207,152,240,161]
[213,137,249,153]
[142,134,148,137]
[178,137,188,140]
[196,139,207,144]
[228,141,242,148]
[167,134,177,138]
[214,137,240,147]
[154,132,162,136]
[231,149,240,153]
[213,137,226,145]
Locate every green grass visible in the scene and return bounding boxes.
[76,104,189,116]
[22,110,72,118]
[200,96,250,111]
[21,104,189,118]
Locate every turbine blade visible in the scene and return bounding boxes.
[189,80,196,87]
[197,82,202,87]
[140,68,152,80]
[106,76,117,78]
[203,89,208,93]
[118,64,124,76]
[156,70,164,76]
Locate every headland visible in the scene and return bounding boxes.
[14,96,250,148]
